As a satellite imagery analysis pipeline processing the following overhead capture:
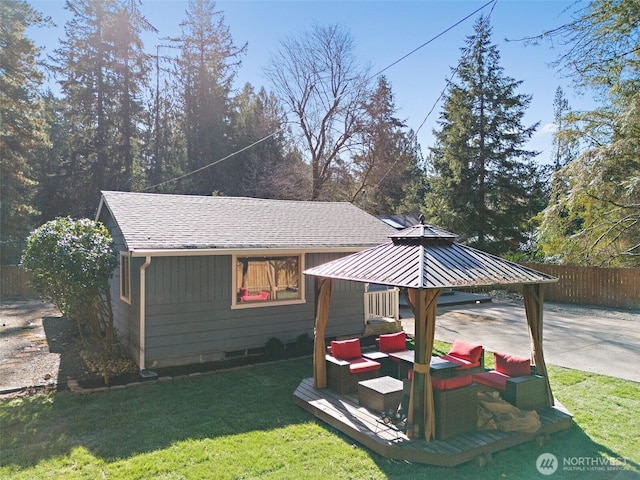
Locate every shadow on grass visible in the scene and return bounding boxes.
[0,358,314,468]
[2,357,639,479]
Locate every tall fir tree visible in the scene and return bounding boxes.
[229,84,293,199]
[172,0,246,195]
[350,76,425,215]
[52,0,153,216]
[425,16,544,255]
[0,0,49,263]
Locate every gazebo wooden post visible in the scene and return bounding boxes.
[313,277,333,389]
[523,283,554,407]
[407,287,441,441]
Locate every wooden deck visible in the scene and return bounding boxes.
[294,377,572,467]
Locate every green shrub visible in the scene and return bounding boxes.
[295,333,314,355]
[21,217,122,383]
[265,337,285,359]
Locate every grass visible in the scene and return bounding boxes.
[1,353,639,480]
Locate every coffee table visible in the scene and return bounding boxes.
[387,350,459,378]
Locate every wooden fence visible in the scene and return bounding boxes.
[520,263,639,310]
[1,265,37,298]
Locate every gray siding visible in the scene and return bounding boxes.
[99,210,140,364]
[143,252,366,368]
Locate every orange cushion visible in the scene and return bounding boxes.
[330,339,361,360]
[348,358,381,374]
[378,331,406,353]
[473,371,509,390]
[494,352,531,377]
[432,375,472,391]
[448,340,483,364]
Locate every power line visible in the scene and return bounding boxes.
[143,0,498,193]
[371,2,498,193]
[143,129,284,191]
[368,0,497,82]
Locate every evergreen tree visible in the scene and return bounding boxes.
[172,0,246,195]
[351,76,425,215]
[550,87,578,172]
[425,17,544,255]
[32,92,75,222]
[142,44,187,193]
[0,0,49,263]
[52,0,153,216]
[229,84,293,198]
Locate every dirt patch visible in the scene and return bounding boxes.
[0,299,140,394]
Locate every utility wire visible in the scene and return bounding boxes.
[371,1,498,192]
[143,0,497,193]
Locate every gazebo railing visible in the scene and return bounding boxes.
[364,287,399,322]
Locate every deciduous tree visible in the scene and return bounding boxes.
[265,24,372,200]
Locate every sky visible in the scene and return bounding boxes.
[27,0,596,164]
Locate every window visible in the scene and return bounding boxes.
[234,255,303,306]
[120,252,131,303]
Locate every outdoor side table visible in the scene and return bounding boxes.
[362,351,394,377]
[358,376,404,413]
[504,375,547,410]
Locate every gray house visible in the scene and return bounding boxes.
[96,191,395,370]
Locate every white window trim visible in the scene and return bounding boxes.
[231,253,306,309]
[120,251,132,304]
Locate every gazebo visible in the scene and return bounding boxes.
[303,219,558,443]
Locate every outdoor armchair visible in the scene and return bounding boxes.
[326,338,381,394]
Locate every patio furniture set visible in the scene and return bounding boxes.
[325,331,549,440]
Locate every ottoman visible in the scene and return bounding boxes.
[358,376,403,413]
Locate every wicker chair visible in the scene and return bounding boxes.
[326,338,381,394]
[433,379,478,440]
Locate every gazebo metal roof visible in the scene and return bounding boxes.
[304,222,557,289]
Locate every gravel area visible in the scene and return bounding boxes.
[0,300,65,393]
[0,299,138,396]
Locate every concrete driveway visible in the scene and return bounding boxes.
[400,300,640,383]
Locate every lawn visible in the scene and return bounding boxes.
[1,350,639,480]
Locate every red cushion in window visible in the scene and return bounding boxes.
[378,331,407,353]
[432,374,472,391]
[330,338,361,360]
[448,339,483,364]
[494,351,531,377]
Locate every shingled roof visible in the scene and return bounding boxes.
[97,191,395,252]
